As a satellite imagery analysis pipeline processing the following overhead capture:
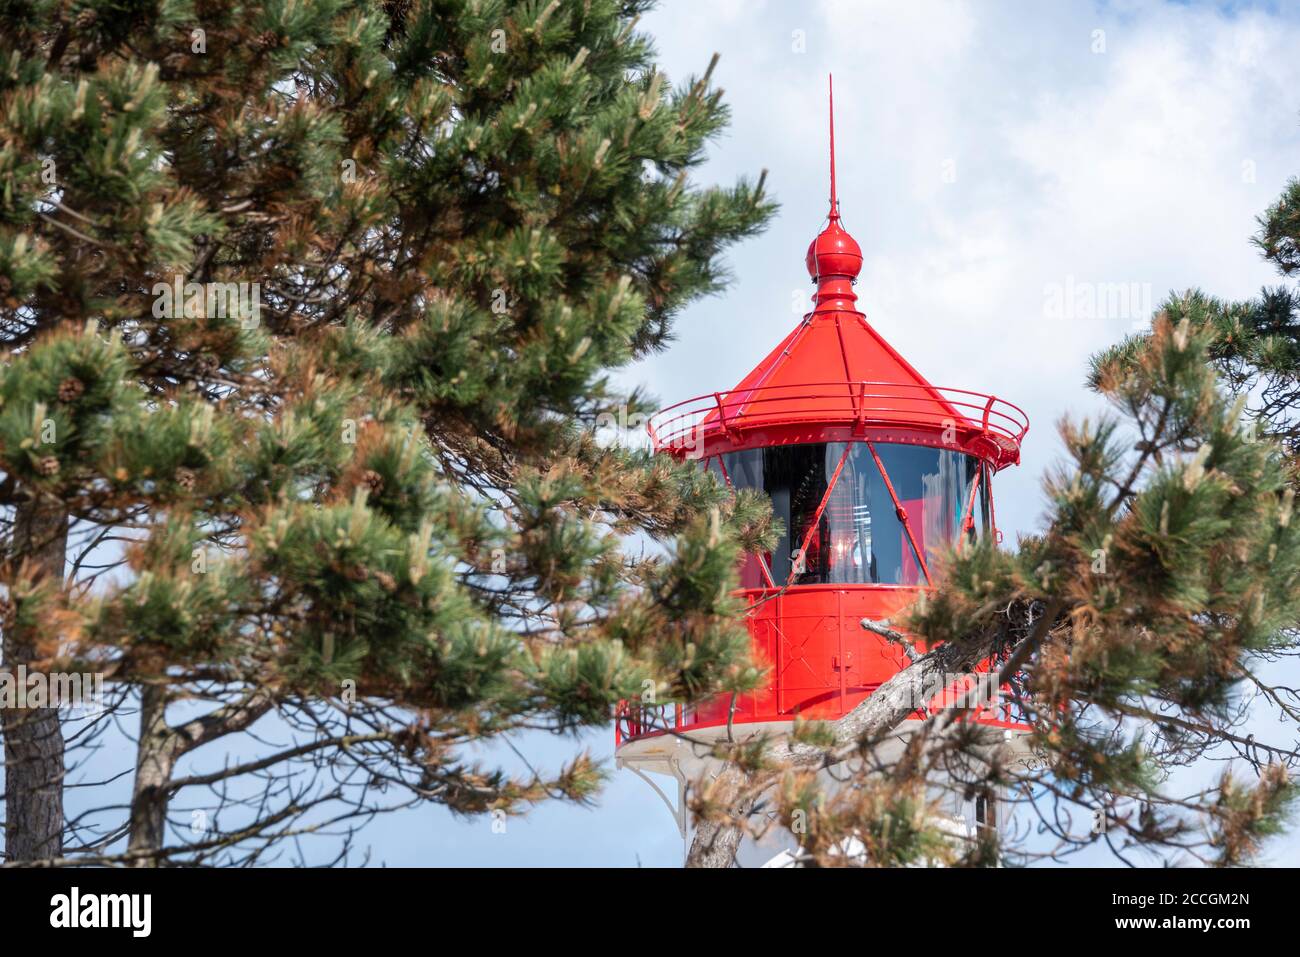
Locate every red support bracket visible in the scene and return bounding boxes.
[956,466,982,554]
[852,381,868,435]
[714,392,742,444]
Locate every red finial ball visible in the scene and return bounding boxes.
[805,218,863,281]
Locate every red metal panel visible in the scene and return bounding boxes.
[777,592,841,717]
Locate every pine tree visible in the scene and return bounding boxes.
[0,0,775,864]
[686,174,1300,869]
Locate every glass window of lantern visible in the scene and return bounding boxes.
[703,456,727,487]
[868,443,984,576]
[977,463,992,539]
[721,445,827,584]
[721,441,987,587]
[701,454,771,588]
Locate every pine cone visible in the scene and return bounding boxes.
[373,570,397,593]
[257,30,280,49]
[360,469,384,495]
[74,8,97,28]
[345,564,368,583]
[57,377,85,403]
[174,467,197,491]
[36,455,60,477]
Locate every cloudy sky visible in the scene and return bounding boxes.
[355,0,1300,868]
[627,0,1300,542]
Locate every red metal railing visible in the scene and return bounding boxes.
[615,677,1028,747]
[647,381,1028,462]
[614,701,686,747]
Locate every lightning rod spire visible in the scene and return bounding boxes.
[828,74,839,222]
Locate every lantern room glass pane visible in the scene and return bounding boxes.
[721,441,986,587]
[721,445,828,584]
[866,443,983,579]
[703,455,727,487]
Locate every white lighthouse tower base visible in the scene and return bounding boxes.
[617,720,1034,867]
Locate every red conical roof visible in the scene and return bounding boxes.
[647,78,1027,469]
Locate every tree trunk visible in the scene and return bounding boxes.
[126,684,177,866]
[684,764,750,867]
[1,497,68,862]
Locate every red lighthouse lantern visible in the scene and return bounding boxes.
[615,79,1031,852]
